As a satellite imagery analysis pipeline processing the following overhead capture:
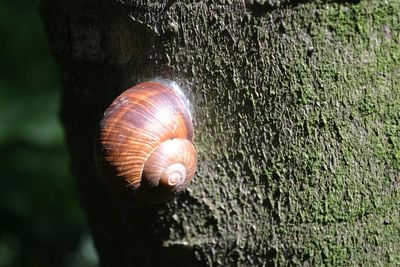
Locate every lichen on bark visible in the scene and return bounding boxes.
[41,0,399,266]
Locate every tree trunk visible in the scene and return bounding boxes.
[41,0,399,266]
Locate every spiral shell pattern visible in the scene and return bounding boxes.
[97,81,197,203]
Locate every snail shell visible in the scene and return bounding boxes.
[96,80,197,204]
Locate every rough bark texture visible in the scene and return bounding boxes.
[41,0,399,266]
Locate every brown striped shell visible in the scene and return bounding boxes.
[96,81,197,204]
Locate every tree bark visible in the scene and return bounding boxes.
[41,0,400,266]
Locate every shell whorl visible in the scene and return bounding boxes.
[97,81,197,203]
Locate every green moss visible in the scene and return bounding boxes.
[46,0,400,265]
[165,0,400,264]
[260,1,400,265]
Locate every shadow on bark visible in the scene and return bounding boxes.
[247,0,362,16]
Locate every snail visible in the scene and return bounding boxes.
[96,80,197,205]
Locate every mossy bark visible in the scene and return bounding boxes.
[41,0,400,266]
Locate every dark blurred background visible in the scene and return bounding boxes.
[0,0,98,266]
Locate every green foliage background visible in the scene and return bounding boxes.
[0,1,97,266]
